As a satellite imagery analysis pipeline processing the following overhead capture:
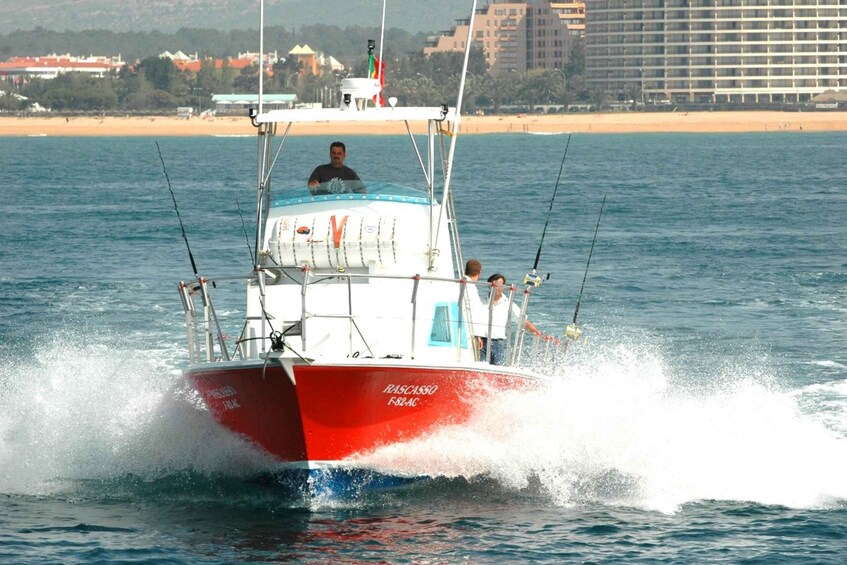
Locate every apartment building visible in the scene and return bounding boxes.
[585,0,847,104]
[424,1,585,74]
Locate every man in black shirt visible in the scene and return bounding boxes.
[308,141,365,193]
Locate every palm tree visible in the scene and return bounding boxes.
[489,71,519,113]
[588,87,609,110]
[533,70,561,107]
[519,69,557,112]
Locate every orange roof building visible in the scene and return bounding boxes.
[287,45,345,77]
[161,50,278,75]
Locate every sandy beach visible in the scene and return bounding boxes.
[2,110,846,136]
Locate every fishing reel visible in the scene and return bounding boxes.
[523,272,548,288]
[564,323,582,341]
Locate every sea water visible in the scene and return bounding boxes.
[0,132,845,563]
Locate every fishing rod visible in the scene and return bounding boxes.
[514,135,571,357]
[524,133,572,288]
[158,142,232,360]
[156,141,198,277]
[235,197,255,265]
[565,193,606,341]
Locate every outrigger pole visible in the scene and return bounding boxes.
[258,0,264,115]
[378,0,386,103]
[431,0,478,272]
[565,193,606,341]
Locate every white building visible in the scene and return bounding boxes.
[585,0,847,104]
[211,94,298,114]
[0,53,125,80]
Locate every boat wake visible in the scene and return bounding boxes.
[1,332,846,511]
[354,338,847,512]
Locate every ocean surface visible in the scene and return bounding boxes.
[1,130,846,563]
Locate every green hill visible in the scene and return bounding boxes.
[0,0,467,35]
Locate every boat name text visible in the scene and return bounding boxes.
[209,386,237,399]
[387,396,419,407]
[382,384,439,396]
[383,383,438,408]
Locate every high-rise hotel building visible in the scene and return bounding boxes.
[585,1,847,103]
[423,1,585,74]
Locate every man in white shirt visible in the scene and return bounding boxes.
[479,273,542,365]
[463,259,486,356]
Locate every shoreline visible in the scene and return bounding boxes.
[2,111,846,136]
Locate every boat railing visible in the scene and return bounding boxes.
[178,268,568,368]
[178,276,240,364]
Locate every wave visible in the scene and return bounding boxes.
[0,334,276,497]
[2,332,845,511]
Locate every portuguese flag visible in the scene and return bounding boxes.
[367,48,385,107]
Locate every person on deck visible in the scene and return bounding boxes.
[479,273,542,365]
[463,259,487,356]
[308,141,365,194]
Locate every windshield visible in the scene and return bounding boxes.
[270,181,434,208]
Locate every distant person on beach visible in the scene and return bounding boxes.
[308,141,365,194]
[479,273,542,365]
[463,259,487,355]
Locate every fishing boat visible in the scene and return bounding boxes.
[176,1,574,488]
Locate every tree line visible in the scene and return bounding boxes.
[0,26,593,114]
[0,25,427,63]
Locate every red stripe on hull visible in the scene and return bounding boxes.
[187,363,534,463]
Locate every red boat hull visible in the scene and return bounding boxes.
[187,362,536,464]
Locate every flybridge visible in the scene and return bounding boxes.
[255,74,456,123]
[255,105,455,124]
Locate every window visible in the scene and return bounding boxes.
[429,303,468,348]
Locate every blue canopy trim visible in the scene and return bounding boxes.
[271,181,434,208]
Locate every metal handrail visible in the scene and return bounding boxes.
[178,268,557,367]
